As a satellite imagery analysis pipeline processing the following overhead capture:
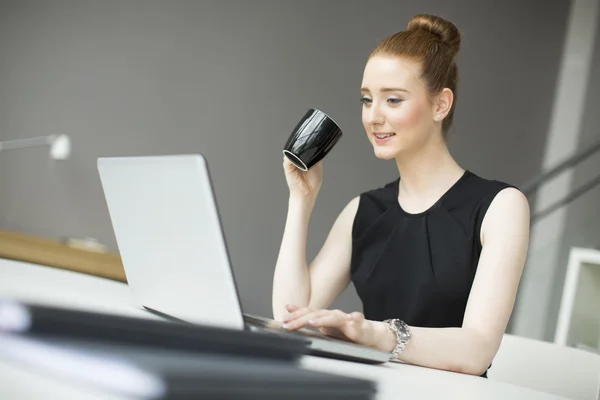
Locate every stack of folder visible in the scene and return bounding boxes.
[0,299,377,399]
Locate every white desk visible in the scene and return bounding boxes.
[0,259,569,400]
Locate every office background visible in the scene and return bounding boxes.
[0,0,597,343]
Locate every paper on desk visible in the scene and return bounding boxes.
[0,333,165,399]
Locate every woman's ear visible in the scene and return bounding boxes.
[433,88,454,121]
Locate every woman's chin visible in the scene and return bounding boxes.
[373,146,399,160]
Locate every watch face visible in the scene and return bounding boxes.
[393,320,409,340]
[399,330,410,341]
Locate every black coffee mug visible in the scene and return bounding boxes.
[283,108,343,171]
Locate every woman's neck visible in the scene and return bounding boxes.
[395,136,464,199]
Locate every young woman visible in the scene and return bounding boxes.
[271,14,530,377]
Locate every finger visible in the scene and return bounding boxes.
[317,327,348,340]
[274,304,298,322]
[282,306,313,323]
[283,158,297,170]
[307,310,351,328]
[283,309,329,330]
[348,312,364,322]
[283,310,325,330]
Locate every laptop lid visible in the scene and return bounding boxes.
[97,154,245,331]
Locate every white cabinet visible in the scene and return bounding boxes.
[555,247,600,352]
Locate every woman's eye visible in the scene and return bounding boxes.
[387,98,404,105]
[360,97,372,105]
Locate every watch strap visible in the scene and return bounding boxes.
[383,318,411,361]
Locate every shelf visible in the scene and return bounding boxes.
[554,247,600,351]
[0,231,126,282]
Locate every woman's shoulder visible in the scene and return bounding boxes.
[453,171,521,207]
[350,179,399,241]
[450,171,525,239]
[356,178,401,212]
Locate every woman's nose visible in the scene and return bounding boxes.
[366,105,385,126]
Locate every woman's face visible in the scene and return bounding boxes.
[360,55,438,160]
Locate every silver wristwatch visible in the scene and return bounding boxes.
[383,318,411,361]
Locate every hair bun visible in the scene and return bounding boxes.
[407,14,461,55]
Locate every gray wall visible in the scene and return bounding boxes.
[0,0,569,318]
[546,3,600,341]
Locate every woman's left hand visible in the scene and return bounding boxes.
[281,304,372,345]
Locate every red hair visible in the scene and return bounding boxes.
[370,14,462,136]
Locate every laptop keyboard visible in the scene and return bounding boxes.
[244,314,335,341]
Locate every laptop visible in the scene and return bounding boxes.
[97,154,390,364]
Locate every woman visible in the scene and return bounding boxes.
[271,14,530,377]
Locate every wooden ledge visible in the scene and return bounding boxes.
[0,231,126,282]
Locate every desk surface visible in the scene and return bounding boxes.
[0,259,569,400]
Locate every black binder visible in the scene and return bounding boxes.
[0,299,377,399]
[0,299,308,362]
[1,333,377,399]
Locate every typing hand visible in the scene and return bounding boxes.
[281,304,370,344]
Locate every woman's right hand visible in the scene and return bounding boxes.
[283,156,323,201]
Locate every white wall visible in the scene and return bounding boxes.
[511,0,600,342]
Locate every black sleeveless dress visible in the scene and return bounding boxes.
[350,170,515,378]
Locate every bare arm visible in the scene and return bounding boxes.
[271,197,314,318]
[364,187,530,375]
[272,196,359,321]
[307,196,360,310]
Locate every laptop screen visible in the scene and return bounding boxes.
[97,155,245,331]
